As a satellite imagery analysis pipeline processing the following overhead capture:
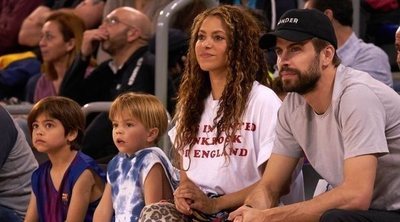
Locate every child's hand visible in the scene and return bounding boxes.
[174,185,193,215]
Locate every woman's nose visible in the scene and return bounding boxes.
[202,38,212,48]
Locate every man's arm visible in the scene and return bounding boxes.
[0,0,42,54]
[60,28,111,105]
[245,154,300,210]
[18,6,52,47]
[59,54,91,105]
[0,107,17,168]
[72,0,105,29]
[230,154,377,222]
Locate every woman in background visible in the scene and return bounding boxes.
[32,11,85,103]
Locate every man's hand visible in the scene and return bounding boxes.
[244,184,275,210]
[228,205,267,222]
[81,29,108,57]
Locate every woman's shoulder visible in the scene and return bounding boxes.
[249,81,281,104]
[34,74,51,89]
[251,81,277,95]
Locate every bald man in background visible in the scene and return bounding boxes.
[59,7,164,161]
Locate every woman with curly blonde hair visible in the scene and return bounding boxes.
[139,5,304,222]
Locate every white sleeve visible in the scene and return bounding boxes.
[252,88,282,168]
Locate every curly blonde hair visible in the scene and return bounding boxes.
[173,5,271,168]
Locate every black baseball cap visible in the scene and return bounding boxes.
[260,9,337,49]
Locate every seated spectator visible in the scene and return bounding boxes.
[219,0,298,30]
[25,96,106,221]
[0,106,38,221]
[305,0,393,87]
[229,9,400,222]
[0,0,42,55]
[0,51,41,101]
[94,92,178,221]
[61,6,154,106]
[60,7,175,162]
[30,11,85,103]
[96,0,172,63]
[18,0,105,48]
[140,5,304,222]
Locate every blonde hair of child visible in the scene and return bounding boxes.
[109,92,168,143]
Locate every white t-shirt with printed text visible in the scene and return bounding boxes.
[170,81,304,204]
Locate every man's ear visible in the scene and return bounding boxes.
[146,128,159,143]
[321,45,335,67]
[323,9,334,21]
[127,28,141,42]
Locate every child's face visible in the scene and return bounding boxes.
[31,113,74,153]
[111,113,153,155]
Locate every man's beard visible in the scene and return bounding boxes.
[279,59,321,95]
[101,40,117,56]
[101,29,129,56]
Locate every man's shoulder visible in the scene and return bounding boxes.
[356,39,388,59]
[122,47,155,68]
[90,59,114,76]
[141,50,155,65]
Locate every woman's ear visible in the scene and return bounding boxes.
[66,38,76,52]
[146,128,159,143]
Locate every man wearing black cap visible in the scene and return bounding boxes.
[229,8,400,222]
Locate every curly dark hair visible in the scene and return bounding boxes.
[173,5,272,169]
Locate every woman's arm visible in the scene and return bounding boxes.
[93,183,113,222]
[24,192,38,222]
[174,162,266,215]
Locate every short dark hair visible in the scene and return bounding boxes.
[311,38,341,67]
[27,96,85,150]
[311,0,353,27]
